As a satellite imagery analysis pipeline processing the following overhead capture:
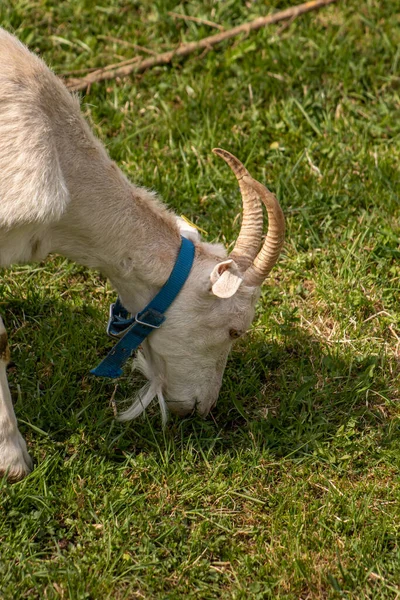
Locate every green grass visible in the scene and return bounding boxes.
[0,0,400,598]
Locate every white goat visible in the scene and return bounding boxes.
[0,28,285,481]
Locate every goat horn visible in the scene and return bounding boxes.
[243,178,285,287]
[212,148,264,270]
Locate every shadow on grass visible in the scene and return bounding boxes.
[6,296,398,469]
[176,325,398,462]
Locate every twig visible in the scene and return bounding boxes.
[98,35,158,55]
[61,66,102,76]
[168,11,225,31]
[275,14,298,36]
[61,39,158,77]
[388,325,400,358]
[66,0,338,92]
[389,325,400,342]
[305,149,323,178]
[275,15,298,37]
[363,310,392,324]
[65,55,142,82]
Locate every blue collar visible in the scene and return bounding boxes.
[90,236,195,379]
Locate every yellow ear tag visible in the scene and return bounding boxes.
[180,214,208,236]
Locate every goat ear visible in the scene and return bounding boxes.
[210,259,243,298]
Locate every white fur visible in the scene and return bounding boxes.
[117,352,161,422]
[157,390,169,428]
[118,351,169,426]
[0,29,261,479]
[118,382,157,422]
[0,317,32,480]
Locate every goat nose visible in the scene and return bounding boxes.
[165,396,196,417]
[197,406,210,418]
[197,399,216,418]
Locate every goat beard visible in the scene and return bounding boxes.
[116,351,168,426]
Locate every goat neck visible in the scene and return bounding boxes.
[50,148,182,314]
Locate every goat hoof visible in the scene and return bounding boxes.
[0,432,33,481]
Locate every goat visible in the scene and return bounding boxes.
[0,28,285,481]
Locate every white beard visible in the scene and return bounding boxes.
[117,351,168,426]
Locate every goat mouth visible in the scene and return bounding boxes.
[165,398,196,417]
[196,404,212,418]
[166,396,216,418]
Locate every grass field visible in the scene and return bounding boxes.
[0,0,399,598]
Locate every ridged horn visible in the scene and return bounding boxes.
[212,148,264,270]
[243,178,285,287]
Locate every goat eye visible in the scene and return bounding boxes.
[229,329,242,340]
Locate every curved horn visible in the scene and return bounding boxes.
[243,178,285,287]
[212,148,264,270]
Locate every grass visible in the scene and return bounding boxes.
[0,0,399,598]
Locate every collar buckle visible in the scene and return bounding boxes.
[106,303,119,338]
[134,310,163,329]
[106,302,134,339]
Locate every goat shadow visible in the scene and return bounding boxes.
[5,293,398,468]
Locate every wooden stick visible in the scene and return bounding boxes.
[62,55,142,77]
[63,56,142,81]
[66,0,337,92]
